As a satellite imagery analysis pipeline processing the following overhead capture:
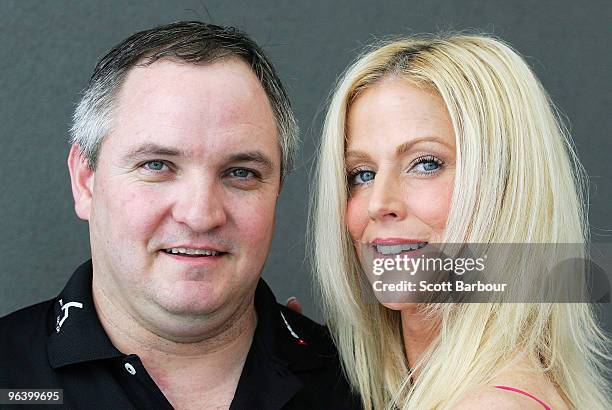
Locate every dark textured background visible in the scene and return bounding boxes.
[0,0,610,341]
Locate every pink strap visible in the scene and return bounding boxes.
[494,386,551,409]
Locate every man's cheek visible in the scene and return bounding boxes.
[115,187,168,233]
[238,199,276,246]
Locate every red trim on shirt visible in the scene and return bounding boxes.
[494,385,552,410]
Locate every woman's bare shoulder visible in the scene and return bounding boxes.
[453,385,543,409]
[453,359,568,410]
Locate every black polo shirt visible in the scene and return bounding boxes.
[0,261,361,409]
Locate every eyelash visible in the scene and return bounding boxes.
[347,155,444,186]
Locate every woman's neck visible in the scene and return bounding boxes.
[400,306,440,374]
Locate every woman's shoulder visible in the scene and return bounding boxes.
[453,385,553,409]
[453,360,567,409]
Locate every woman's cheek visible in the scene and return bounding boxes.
[405,179,453,232]
[346,195,369,243]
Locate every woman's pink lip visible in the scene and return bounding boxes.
[370,238,428,245]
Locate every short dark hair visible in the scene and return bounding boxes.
[70,21,298,178]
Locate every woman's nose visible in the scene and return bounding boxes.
[366,172,407,222]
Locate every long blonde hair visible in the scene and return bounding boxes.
[311,34,610,409]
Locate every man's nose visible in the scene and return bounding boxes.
[366,172,407,222]
[172,177,227,232]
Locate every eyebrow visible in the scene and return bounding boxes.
[394,136,454,156]
[226,151,274,171]
[123,143,186,161]
[122,143,274,171]
[344,150,371,165]
[345,135,454,164]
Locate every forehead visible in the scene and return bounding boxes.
[103,58,279,159]
[346,78,454,152]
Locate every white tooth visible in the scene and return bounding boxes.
[166,247,222,256]
[390,245,404,254]
[376,244,402,255]
[376,243,427,255]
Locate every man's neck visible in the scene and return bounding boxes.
[92,278,257,409]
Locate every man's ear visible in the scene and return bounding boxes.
[67,144,94,221]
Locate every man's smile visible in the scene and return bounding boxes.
[162,247,226,257]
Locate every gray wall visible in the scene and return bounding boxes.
[0,0,610,336]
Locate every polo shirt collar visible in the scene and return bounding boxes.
[231,279,334,410]
[250,279,335,372]
[47,260,123,369]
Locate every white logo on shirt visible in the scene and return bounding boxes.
[55,298,83,333]
[280,312,300,339]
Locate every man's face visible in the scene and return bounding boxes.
[71,58,281,335]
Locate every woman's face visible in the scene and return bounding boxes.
[345,78,456,269]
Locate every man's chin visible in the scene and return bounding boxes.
[139,277,256,338]
[154,289,225,317]
[142,296,231,341]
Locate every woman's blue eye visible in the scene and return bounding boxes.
[412,157,442,174]
[143,160,166,171]
[351,170,376,185]
[422,161,439,171]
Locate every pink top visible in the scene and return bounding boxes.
[494,385,552,410]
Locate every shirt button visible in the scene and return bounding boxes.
[124,362,137,375]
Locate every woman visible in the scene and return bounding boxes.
[311,34,610,409]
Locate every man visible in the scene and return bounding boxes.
[0,21,359,410]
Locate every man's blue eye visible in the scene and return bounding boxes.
[231,169,254,178]
[144,160,166,171]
